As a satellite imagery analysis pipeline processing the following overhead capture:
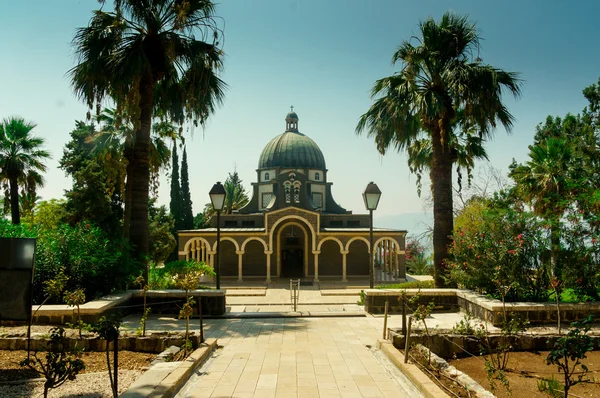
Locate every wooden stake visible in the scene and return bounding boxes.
[404,315,412,363]
[383,299,389,339]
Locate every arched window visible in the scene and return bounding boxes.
[315,172,320,181]
[264,172,270,181]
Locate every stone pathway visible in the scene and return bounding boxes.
[174,317,423,398]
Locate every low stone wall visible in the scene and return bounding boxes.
[389,330,600,359]
[130,290,226,317]
[1,289,227,327]
[0,334,204,353]
[364,288,600,326]
[363,288,458,314]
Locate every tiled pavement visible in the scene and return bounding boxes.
[174,317,423,398]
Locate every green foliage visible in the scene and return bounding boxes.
[34,199,68,230]
[449,195,550,301]
[377,280,435,289]
[64,289,87,338]
[148,198,176,264]
[149,260,214,290]
[408,292,435,365]
[451,312,482,335]
[180,146,194,229]
[537,376,563,398]
[546,315,595,398]
[169,144,183,230]
[20,327,85,398]
[203,170,250,218]
[0,219,135,304]
[60,122,124,237]
[0,117,50,225]
[405,238,433,275]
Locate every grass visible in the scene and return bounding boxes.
[376,280,435,289]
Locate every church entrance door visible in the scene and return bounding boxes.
[280,223,307,278]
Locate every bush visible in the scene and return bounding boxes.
[448,196,549,302]
[1,219,136,304]
[377,280,434,289]
[148,259,214,290]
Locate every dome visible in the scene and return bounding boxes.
[286,112,299,121]
[258,130,326,169]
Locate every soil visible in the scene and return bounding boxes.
[449,351,600,398]
[0,350,155,383]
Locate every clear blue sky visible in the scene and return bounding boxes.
[1,0,599,226]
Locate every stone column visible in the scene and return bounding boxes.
[208,251,215,268]
[236,250,244,282]
[313,251,320,282]
[265,250,273,283]
[341,250,349,282]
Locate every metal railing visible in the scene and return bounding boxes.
[290,279,300,311]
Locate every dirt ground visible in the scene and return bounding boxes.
[0,350,155,382]
[450,351,600,398]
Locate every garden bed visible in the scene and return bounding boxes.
[449,350,600,397]
[0,350,155,398]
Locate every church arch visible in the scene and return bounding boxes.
[211,236,240,252]
[242,240,268,277]
[319,239,343,276]
[345,236,370,252]
[218,240,238,277]
[276,221,309,277]
[346,238,369,276]
[184,237,212,262]
[241,237,268,252]
[374,236,400,252]
[317,236,344,252]
[269,215,316,251]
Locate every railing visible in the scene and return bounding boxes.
[290,279,301,311]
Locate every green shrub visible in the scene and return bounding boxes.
[1,219,136,304]
[149,259,214,290]
[377,280,434,289]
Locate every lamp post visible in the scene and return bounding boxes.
[363,182,382,289]
[209,182,227,290]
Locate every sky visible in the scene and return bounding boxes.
[1,0,599,234]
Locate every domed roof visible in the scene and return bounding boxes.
[286,112,299,121]
[258,130,326,170]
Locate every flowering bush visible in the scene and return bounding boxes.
[405,238,433,275]
[448,197,549,301]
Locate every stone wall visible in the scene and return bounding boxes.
[365,288,600,326]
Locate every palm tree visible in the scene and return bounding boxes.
[70,0,226,278]
[356,12,522,287]
[510,138,577,276]
[0,117,50,224]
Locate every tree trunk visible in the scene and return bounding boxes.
[129,75,154,282]
[431,127,454,288]
[550,222,561,277]
[9,174,20,224]
[122,146,134,240]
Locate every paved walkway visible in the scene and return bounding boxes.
[174,317,423,398]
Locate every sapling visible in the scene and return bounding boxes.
[64,288,86,338]
[175,270,201,355]
[546,315,595,398]
[408,292,435,365]
[20,327,85,398]
[32,267,69,318]
[92,315,121,398]
[134,275,151,336]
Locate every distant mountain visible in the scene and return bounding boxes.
[375,212,433,239]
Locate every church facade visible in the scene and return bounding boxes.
[178,111,407,282]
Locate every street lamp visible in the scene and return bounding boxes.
[363,182,382,289]
[209,182,227,290]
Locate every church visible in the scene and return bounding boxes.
[178,110,407,283]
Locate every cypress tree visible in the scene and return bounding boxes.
[169,144,183,229]
[181,145,194,229]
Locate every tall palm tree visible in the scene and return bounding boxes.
[0,117,50,224]
[70,0,226,278]
[510,138,577,276]
[356,12,522,286]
